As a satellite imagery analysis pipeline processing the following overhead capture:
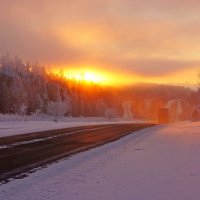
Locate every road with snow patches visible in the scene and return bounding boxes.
[0,123,155,183]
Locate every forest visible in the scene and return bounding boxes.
[0,54,198,120]
[0,54,120,118]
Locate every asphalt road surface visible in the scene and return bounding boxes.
[0,123,155,182]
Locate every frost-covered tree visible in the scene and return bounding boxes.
[104,107,117,120]
[47,100,70,121]
[0,54,135,119]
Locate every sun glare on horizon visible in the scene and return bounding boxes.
[66,71,103,83]
[50,63,199,88]
[51,67,115,85]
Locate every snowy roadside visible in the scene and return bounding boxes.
[0,117,146,137]
[1,122,200,200]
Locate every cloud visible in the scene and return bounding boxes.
[90,56,199,77]
[0,0,200,79]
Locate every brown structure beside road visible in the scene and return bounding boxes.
[158,108,170,124]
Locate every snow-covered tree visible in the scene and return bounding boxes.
[104,107,117,120]
[47,100,71,121]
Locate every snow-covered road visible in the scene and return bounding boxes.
[0,122,200,200]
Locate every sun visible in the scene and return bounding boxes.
[83,72,100,83]
[51,67,118,86]
[62,70,107,84]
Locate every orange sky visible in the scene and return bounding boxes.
[0,0,200,87]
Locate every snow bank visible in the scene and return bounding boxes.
[0,115,146,137]
[1,122,200,200]
[0,121,109,138]
[0,113,111,122]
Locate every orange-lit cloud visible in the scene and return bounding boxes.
[0,0,200,86]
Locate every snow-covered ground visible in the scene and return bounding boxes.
[1,122,200,200]
[0,115,146,137]
[0,120,112,137]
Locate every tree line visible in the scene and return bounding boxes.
[0,54,118,118]
[0,54,198,121]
